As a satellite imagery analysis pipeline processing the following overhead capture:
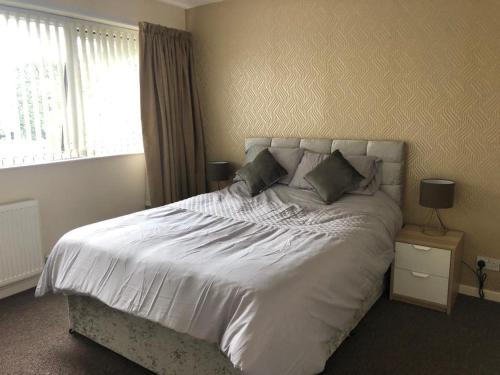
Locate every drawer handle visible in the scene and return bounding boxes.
[411,271,430,279]
[413,245,431,251]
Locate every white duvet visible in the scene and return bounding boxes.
[36,182,402,375]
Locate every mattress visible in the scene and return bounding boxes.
[36,182,402,374]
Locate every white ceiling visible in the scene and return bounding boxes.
[156,0,223,9]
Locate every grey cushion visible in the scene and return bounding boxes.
[270,148,304,184]
[345,156,383,195]
[345,156,379,188]
[245,146,304,185]
[289,151,329,190]
[245,145,268,163]
[289,151,382,194]
[305,150,364,203]
[236,149,287,196]
[348,160,382,195]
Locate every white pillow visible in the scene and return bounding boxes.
[245,146,304,185]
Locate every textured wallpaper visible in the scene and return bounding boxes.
[187,0,500,291]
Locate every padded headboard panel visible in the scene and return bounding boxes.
[245,137,406,206]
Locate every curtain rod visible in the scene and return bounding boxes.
[0,1,139,31]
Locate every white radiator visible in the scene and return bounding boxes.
[0,200,44,288]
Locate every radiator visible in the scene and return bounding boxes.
[0,200,44,288]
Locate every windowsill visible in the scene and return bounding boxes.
[0,152,144,171]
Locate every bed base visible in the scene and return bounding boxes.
[67,295,240,374]
[67,280,384,374]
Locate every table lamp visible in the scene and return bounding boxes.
[207,161,231,190]
[419,179,455,236]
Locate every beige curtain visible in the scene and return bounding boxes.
[139,22,206,206]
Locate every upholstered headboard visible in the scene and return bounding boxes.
[245,137,406,206]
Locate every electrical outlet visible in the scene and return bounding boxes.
[477,256,500,272]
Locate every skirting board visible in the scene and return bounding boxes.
[0,274,40,300]
[459,284,500,303]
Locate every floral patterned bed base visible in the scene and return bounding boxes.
[67,280,384,374]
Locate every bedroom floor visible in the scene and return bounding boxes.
[0,289,499,375]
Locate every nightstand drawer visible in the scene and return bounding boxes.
[395,242,450,278]
[393,268,448,305]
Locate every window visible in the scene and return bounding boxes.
[0,6,142,168]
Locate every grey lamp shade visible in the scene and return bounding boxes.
[207,161,231,182]
[419,179,455,209]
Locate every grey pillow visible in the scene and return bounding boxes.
[289,151,329,190]
[289,151,382,193]
[245,145,267,163]
[304,150,364,203]
[236,149,287,196]
[348,157,382,195]
[346,156,379,188]
[244,146,304,185]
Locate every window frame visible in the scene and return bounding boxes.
[0,4,143,170]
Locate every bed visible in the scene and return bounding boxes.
[36,137,405,375]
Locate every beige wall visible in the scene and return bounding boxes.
[0,0,186,258]
[0,155,146,255]
[188,0,500,291]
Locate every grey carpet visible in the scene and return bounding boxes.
[0,289,499,375]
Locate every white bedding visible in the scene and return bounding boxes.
[36,182,402,375]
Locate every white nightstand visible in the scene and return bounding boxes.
[390,224,464,314]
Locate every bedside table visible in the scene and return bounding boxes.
[390,224,464,314]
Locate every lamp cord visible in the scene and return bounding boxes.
[462,260,487,299]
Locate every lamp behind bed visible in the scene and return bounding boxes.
[207,161,231,190]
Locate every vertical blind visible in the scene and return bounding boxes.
[0,6,142,168]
